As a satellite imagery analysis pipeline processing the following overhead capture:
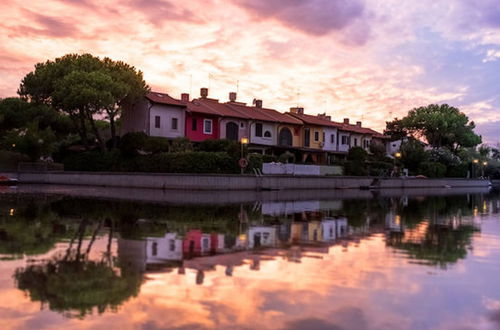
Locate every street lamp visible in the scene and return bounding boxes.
[482,161,488,178]
[240,137,249,174]
[392,152,401,177]
[472,159,479,178]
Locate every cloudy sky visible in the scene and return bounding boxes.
[1,0,499,142]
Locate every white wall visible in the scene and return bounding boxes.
[322,127,338,151]
[219,118,249,141]
[337,131,350,152]
[321,219,337,241]
[248,226,277,248]
[149,104,185,138]
[146,233,183,263]
[387,139,402,156]
[250,121,277,146]
[361,136,372,151]
[349,133,363,149]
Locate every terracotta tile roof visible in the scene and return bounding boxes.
[226,102,303,125]
[184,98,302,125]
[146,92,186,107]
[286,112,343,128]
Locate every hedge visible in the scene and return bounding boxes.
[418,162,447,178]
[63,151,239,174]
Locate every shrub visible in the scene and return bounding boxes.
[367,161,393,176]
[418,162,446,178]
[144,136,169,154]
[369,140,387,160]
[137,152,239,174]
[247,153,263,173]
[400,140,429,172]
[347,147,367,162]
[0,150,30,170]
[278,151,295,163]
[447,163,468,178]
[63,150,120,171]
[169,137,193,153]
[344,160,368,176]
[196,139,240,159]
[119,132,148,156]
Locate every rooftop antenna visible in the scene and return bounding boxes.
[236,80,239,94]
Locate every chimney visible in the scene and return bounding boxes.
[229,92,237,102]
[181,93,189,102]
[343,118,349,124]
[290,107,304,115]
[356,121,362,127]
[317,113,332,121]
[200,88,208,98]
[255,99,263,108]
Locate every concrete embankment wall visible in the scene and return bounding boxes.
[6,171,491,191]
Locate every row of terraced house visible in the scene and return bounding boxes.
[122,88,397,164]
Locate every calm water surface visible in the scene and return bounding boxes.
[1,187,500,330]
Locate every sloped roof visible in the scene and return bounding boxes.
[226,102,302,125]
[185,98,302,125]
[286,112,343,128]
[146,92,186,107]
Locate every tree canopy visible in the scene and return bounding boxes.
[385,104,481,152]
[18,53,149,151]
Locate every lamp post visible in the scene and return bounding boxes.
[393,152,401,177]
[482,161,488,178]
[240,137,249,174]
[472,159,479,178]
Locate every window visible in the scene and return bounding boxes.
[169,239,176,251]
[152,242,158,256]
[240,122,244,128]
[202,238,209,249]
[341,136,348,145]
[322,132,325,142]
[264,131,271,138]
[255,123,263,137]
[354,138,358,147]
[314,131,319,142]
[154,116,161,128]
[304,128,310,147]
[203,119,212,134]
[192,118,197,131]
[330,134,335,144]
[171,117,178,130]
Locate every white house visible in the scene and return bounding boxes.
[248,226,277,248]
[147,233,183,263]
[121,91,186,139]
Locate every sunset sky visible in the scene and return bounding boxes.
[1,0,499,143]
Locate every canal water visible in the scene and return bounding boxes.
[1,186,500,330]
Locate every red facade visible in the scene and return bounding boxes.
[185,113,219,142]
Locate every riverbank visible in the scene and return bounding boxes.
[0,184,491,205]
[1,171,491,191]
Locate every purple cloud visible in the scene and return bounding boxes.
[128,0,204,26]
[454,0,500,31]
[234,0,368,40]
[10,10,80,38]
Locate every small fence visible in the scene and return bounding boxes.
[17,162,64,172]
[262,163,343,176]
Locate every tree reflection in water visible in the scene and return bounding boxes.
[13,218,142,319]
[1,191,497,320]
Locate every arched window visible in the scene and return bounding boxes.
[226,122,239,141]
[278,127,293,146]
[264,131,271,138]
